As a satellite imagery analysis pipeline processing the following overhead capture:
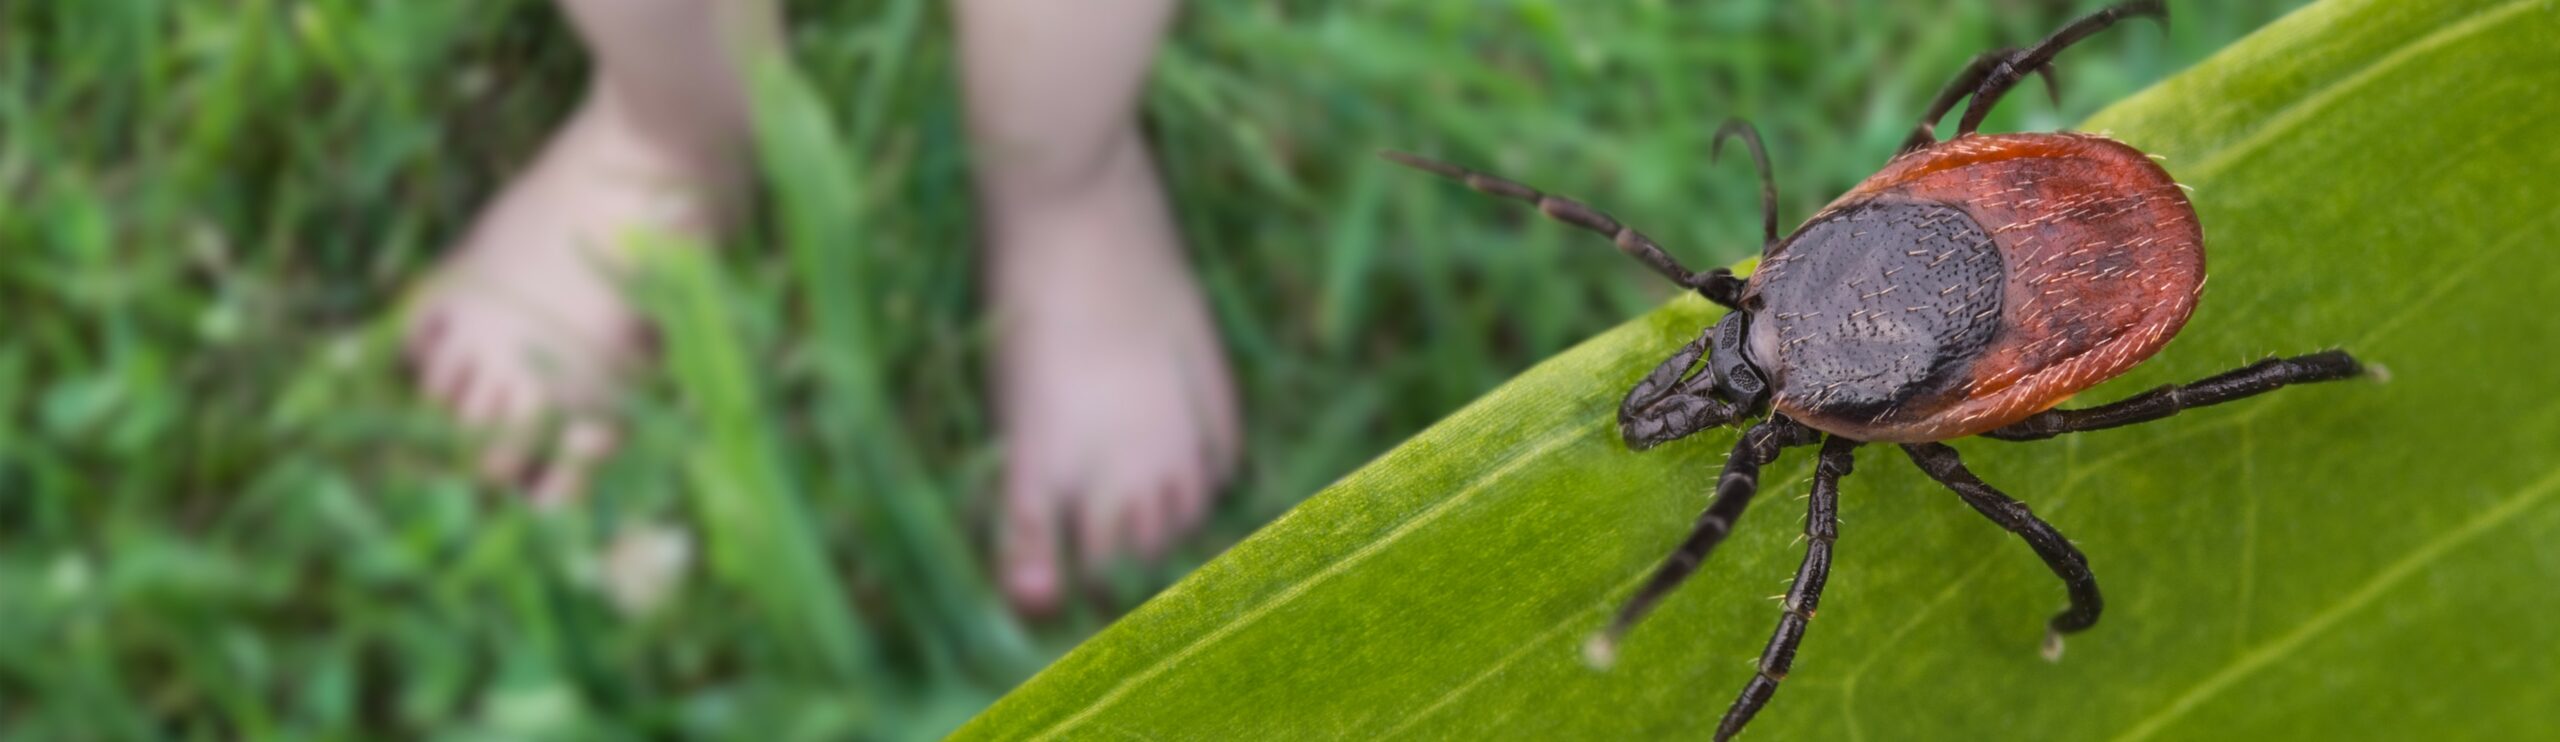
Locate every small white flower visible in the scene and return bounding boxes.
[598,522,693,618]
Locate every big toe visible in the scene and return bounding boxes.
[1152,454,1211,558]
[1128,482,1174,561]
[1000,487,1068,616]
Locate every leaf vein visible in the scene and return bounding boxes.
[2108,464,2560,742]
[2183,0,2543,182]
[1380,464,1822,738]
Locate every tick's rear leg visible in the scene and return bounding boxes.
[1716,435,1857,742]
[1618,328,1744,450]
[1378,150,1744,308]
[1587,417,1821,666]
[1954,0,2169,137]
[1899,47,2060,155]
[1984,350,2365,441]
[1903,442,2099,660]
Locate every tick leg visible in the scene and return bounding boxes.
[1618,327,1743,450]
[1377,150,1744,308]
[1898,47,2060,155]
[1983,350,2365,441]
[1954,0,2168,137]
[1903,442,2098,660]
[1716,435,1858,742]
[1587,417,1821,663]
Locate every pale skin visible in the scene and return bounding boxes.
[403,0,1237,615]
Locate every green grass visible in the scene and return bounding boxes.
[0,0,2306,737]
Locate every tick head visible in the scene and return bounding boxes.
[1707,311,1773,415]
[1617,312,1774,451]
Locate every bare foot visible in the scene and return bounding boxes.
[405,86,736,503]
[988,131,1242,613]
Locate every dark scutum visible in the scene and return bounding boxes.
[1754,200,2003,423]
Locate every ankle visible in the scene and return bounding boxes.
[981,132,1176,258]
[577,81,752,174]
[557,0,772,145]
[976,125,1157,217]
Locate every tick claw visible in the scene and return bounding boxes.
[2041,630,2066,662]
[1582,634,1620,671]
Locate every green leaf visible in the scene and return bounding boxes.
[960,0,2560,739]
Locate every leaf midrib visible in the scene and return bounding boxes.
[1378,461,1826,740]
[2174,0,2540,184]
[2111,463,2560,741]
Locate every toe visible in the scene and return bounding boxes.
[1075,482,1128,579]
[999,468,1068,616]
[530,418,618,507]
[1128,483,1170,561]
[405,311,451,368]
[455,374,511,428]
[474,381,542,485]
[1168,478,1205,538]
[1159,453,1208,550]
[1184,318,1243,482]
[421,348,476,409]
[1181,362,1235,535]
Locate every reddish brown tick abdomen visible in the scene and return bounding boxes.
[1744,132,2204,442]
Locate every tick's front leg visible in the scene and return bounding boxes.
[1590,417,1822,665]
[1618,327,1744,450]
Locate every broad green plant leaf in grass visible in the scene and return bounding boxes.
[959,0,2560,738]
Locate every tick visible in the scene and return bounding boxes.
[1385,2,2370,738]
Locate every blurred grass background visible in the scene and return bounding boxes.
[0,0,2305,737]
